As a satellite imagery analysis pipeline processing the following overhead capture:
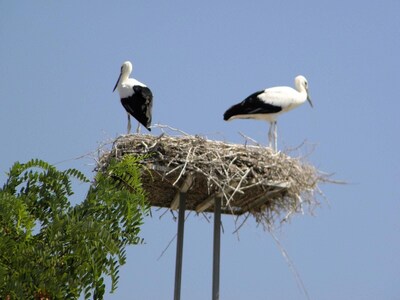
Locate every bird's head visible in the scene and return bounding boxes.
[121,61,133,75]
[295,75,313,108]
[113,61,133,92]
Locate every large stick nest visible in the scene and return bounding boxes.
[98,132,326,226]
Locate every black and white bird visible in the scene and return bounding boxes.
[113,61,153,133]
[223,75,313,150]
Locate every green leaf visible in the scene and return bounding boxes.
[0,157,148,299]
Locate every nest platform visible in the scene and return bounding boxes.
[98,133,324,225]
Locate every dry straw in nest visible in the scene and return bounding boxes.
[98,130,327,227]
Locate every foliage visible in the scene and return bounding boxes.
[0,156,149,299]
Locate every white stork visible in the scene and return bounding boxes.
[223,75,313,150]
[113,61,153,133]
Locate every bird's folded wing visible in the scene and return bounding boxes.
[121,86,153,130]
[224,90,282,120]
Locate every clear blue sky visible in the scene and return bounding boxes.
[1,1,399,299]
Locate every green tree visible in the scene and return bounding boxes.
[0,156,149,299]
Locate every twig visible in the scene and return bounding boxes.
[268,230,311,300]
[157,211,192,260]
[233,211,251,234]
[172,147,193,186]
[153,123,190,136]
[238,131,262,147]
[225,167,251,206]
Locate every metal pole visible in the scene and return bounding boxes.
[212,197,221,300]
[174,192,186,300]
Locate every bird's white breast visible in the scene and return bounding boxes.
[117,78,147,99]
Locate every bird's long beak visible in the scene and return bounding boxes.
[307,91,313,108]
[113,72,122,92]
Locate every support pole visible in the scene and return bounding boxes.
[174,192,186,300]
[212,197,221,300]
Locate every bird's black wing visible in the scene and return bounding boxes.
[121,86,153,131]
[223,90,282,121]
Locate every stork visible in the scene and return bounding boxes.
[223,75,313,150]
[113,61,153,134]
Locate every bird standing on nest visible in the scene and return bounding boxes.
[223,75,313,151]
[113,61,153,134]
